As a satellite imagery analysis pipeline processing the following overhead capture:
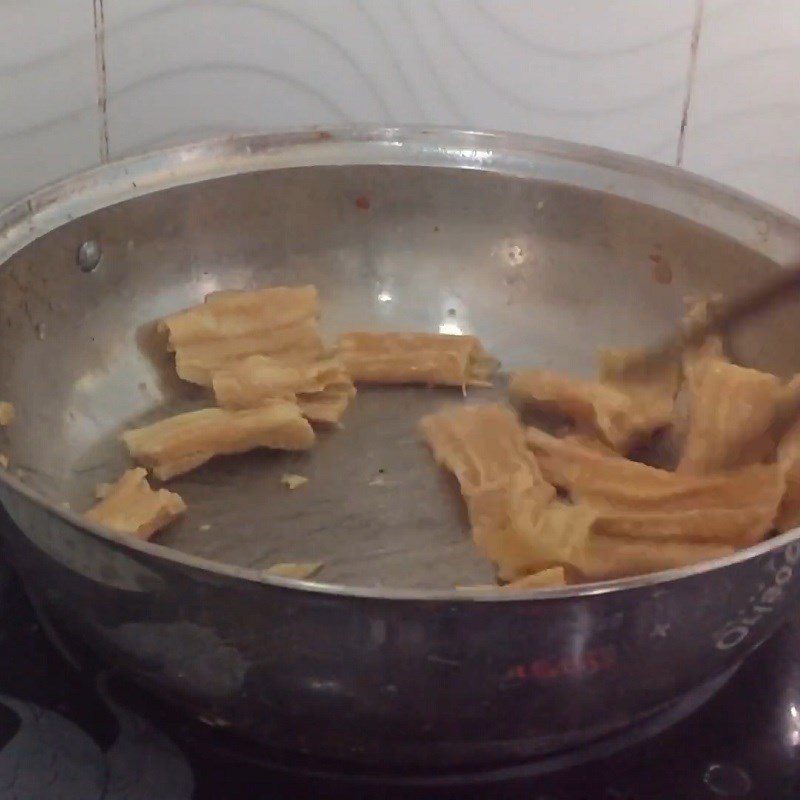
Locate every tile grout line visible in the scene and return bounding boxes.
[676,0,705,167]
[92,0,110,163]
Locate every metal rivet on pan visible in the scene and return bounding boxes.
[76,239,102,272]
[703,763,753,796]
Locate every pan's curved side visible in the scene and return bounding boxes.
[3,485,799,768]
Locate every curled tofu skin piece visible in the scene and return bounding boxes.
[420,404,731,583]
[339,332,496,389]
[419,404,549,499]
[677,351,781,475]
[85,468,186,539]
[503,498,595,580]
[527,428,783,546]
[122,401,315,481]
[503,492,730,581]
[159,285,324,386]
[509,358,678,454]
[419,404,556,580]
[212,354,355,424]
[674,294,784,475]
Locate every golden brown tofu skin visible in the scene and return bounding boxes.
[421,405,739,582]
[212,354,355,423]
[296,384,355,424]
[572,535,734,582]
[419,403,555,579]
[677,353,781,475]
[504,495,731,581]
[159,285,324,386]
[509,363,676,454]
[85,468,186,539]
[526,427,783,546]
[419,404,547,497]
[339,331,496,387]
[122,401,315,480]
[213,355,346,406]
[501,500,596,580]
[504,566,566,589]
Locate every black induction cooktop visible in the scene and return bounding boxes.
[0,547,798,800]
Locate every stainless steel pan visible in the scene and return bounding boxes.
[0,127,799,769]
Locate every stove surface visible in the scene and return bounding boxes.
[0,555,798,800]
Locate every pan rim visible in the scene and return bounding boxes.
[2,124,800,602]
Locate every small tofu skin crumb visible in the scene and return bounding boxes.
[264,561,323,579]
[281,473,308,490]
[0,402,14,427]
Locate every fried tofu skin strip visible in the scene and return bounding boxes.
[420,405,735,581]
[526,428,783,546]
[213,355,348,406]
[419,404,555,578]
[339,332,496,388]
[510,370,629,446]
[85,468,186,539]
[574,535,733,581]
[212,354,355,423]
[509,358,678,454]
[500,499,593,579]
[677,353,781,475]
[420,404,548,498]
[505,494,732,580]
[122,401,315,480]
[159,285,323,386]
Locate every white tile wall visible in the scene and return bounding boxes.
[1,0,798,217]
[683,0,800,216]
[102,0,694,161]
[0,0,98,208]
